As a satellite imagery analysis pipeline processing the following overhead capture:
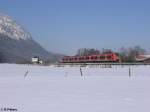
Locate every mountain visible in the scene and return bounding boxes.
[0,13,59,63]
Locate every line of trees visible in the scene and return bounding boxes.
[76,48,113,56]
[118,46,146,62]
[76,46,146,62]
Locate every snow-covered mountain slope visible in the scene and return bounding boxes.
[0,13,31,40]
[0,13,59,63]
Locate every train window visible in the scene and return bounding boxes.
[86,57,89,60]
[107,56,111,59]
[94,56,97,59]
[100,56,105,59]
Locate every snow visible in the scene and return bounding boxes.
[0,64,150,112]
[0,14,32,40]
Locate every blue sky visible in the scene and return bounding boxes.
[0,0,150,55]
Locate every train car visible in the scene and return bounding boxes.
[61,53,121,63]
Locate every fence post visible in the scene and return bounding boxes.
[24,70,29,78]
[129,67,131,77]
[80,67,83,77]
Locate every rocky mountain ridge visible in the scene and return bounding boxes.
[0,13,59,63]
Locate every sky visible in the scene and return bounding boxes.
[0,0,150,55]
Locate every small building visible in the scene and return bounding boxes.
[135,55,150,63]
[31,56,43,64]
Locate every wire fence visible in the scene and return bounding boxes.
[0,64,150,77]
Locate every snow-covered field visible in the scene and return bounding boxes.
[0,64,150,112]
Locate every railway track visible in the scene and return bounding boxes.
[55,62,150,67]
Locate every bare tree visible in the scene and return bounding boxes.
[118,46,146,62]
[76,48,100,56]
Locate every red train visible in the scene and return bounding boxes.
[61,53,121,63]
